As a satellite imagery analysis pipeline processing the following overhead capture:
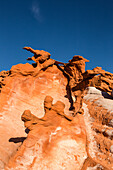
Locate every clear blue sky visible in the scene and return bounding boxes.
[0,0,113,73]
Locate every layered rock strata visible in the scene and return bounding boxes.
[83,87,113,169]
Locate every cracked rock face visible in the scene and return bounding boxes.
[0,47,113,169]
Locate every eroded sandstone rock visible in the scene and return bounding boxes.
[88,70,113,98]
[83,87,113,169]
[23,47,51,62]
[0,70,10,90]
[23,47,56,72]
[64,64,106,115]
[0,47,113,169]
[21,96,73,131]
[0,53,73,169]
[5,96,87,170]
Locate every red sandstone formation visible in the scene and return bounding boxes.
[23,46,51,62]
[0,47,113,169]
[6,97,87,169]
[21,96,73,131]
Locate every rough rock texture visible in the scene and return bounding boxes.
[83,87,113,169]
[0,47,113,169]
[0,65,71,169]
[6,97,87,170]
[90,71,113,96]
[0,70,10,91]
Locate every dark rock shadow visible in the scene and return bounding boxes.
[9,137,26,143]
[32,63,37,68]
[25,128,30,134]
[55,64,74,111]
[102,91,113,99]
[9,128,30,143]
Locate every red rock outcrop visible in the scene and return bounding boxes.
[23,47,56,72]
[0,47,113,169]
[0,49,72,169]
[6,97,87,169]
[91,71,113,96]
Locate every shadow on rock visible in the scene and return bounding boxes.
[25,128,30,134]
[9,137,26,143]
[101,92,113,99]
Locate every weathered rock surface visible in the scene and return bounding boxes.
[0,62,71,169]
[6,97,87,170]
[0,47,113,169]
[0,70,10,90]
[83,87,113,169]
[90,71,113,96]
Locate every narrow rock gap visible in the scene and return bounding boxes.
[55,64,74,111]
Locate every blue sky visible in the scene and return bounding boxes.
[0,0,113,73]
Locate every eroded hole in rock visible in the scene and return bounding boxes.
[32,63,37,68]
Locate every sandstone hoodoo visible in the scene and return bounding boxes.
[0,47,113,169]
